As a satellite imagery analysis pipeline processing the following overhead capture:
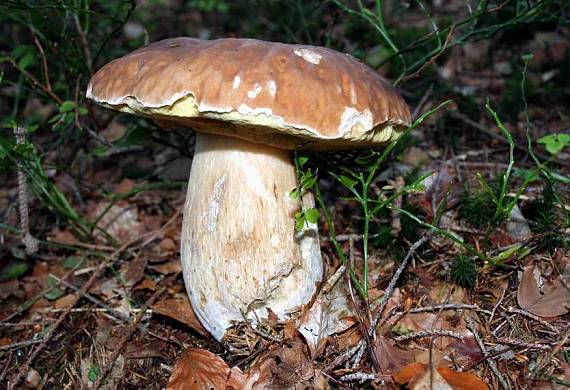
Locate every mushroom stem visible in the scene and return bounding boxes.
[181,132,323,340]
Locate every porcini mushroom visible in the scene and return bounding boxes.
[87,37,411,341]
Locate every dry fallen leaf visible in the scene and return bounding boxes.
[147,259,182,275]
[123,256,147,287]
[152,297,209,337]
[517,265,569,317]
[298,279,356,358]
[93,201,141,243]
[168,348,244,390]
[374,335,414,374]
[393,362,489,390]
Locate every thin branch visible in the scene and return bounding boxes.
[31,32,52,94]
[90,280,168,389]
[369,236,429,338]
[466,317,510,390]
[5,57,63,104]
[394,329,465,343]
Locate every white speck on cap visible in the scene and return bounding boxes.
[293,48,322,65]
[247,83,262,99]
[232,75,241,89]
[267,80,277,97]
[338,107,373,137]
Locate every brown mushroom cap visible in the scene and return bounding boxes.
[87,37,411,150]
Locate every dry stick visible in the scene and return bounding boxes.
[344,237,381,372]
[400,24,455,84]
[72,13,93,74]
[340,372,380,383]
[494,338,570,351]
[90,282,168,390]
[5,57,63,104]
[505,306,560,335]
[466,317,510,390]
[49,274,130,322]
[31,33,53,94]
[0,338,44,352]
[412,83,434,120]
[529,326,570,379]
[406,303,492,315]
[350,339,367,369]
[394,329,464,343]
[368,235,429,339]
[8,211,180,389]
[14,126,39,255]
[324,340,363,371]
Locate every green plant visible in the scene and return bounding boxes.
[451,254,477,288]
[538,133,570,155]
[331,0,558,84]
[293,100,453,300]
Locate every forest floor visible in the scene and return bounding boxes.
[0,1,569,389]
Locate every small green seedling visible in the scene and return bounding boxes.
[538,133,570,155]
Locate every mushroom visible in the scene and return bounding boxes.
[87,37,411,341]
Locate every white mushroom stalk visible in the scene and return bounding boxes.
[181,133,322,340]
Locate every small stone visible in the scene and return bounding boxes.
[24,368,41,389]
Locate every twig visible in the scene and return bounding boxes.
[5,57,63,104]
[344,242,381,372]
[90,280,168,389]
[31,32,53,94]
[404,303,492,316]
[506,306,560,335]
[530,326,570,379]
[489,286,507,324]
[72,13,93,74]
[340,372,390,384]
[400,24,455,83]
[320,371,351,389]
[493,338,569,351]
[49,274,130,322]
[412,83,434,119]
[394,329,465,343]
[369,236,429,338]
[0,338,44,352]
[466,317,510,390]
[325,339,363,371]
[14,126,39,255]
[351,340,367,369]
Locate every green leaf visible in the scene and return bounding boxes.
[11,45,30,60]
[78,107,88,116]
[289,188,299,199]
[0,260,29,281]
[44,275,65,300]
[59,101,76,113]
[294,211,305,231]
[338,174,357,190]
[18,52,35,70]
[300,171,317,189]
[93,145,107,157]
[88,364,101,383]
[63,256,83,270]
[305,208,320,224]
[538,133,570,155]
[297,155,309,168]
